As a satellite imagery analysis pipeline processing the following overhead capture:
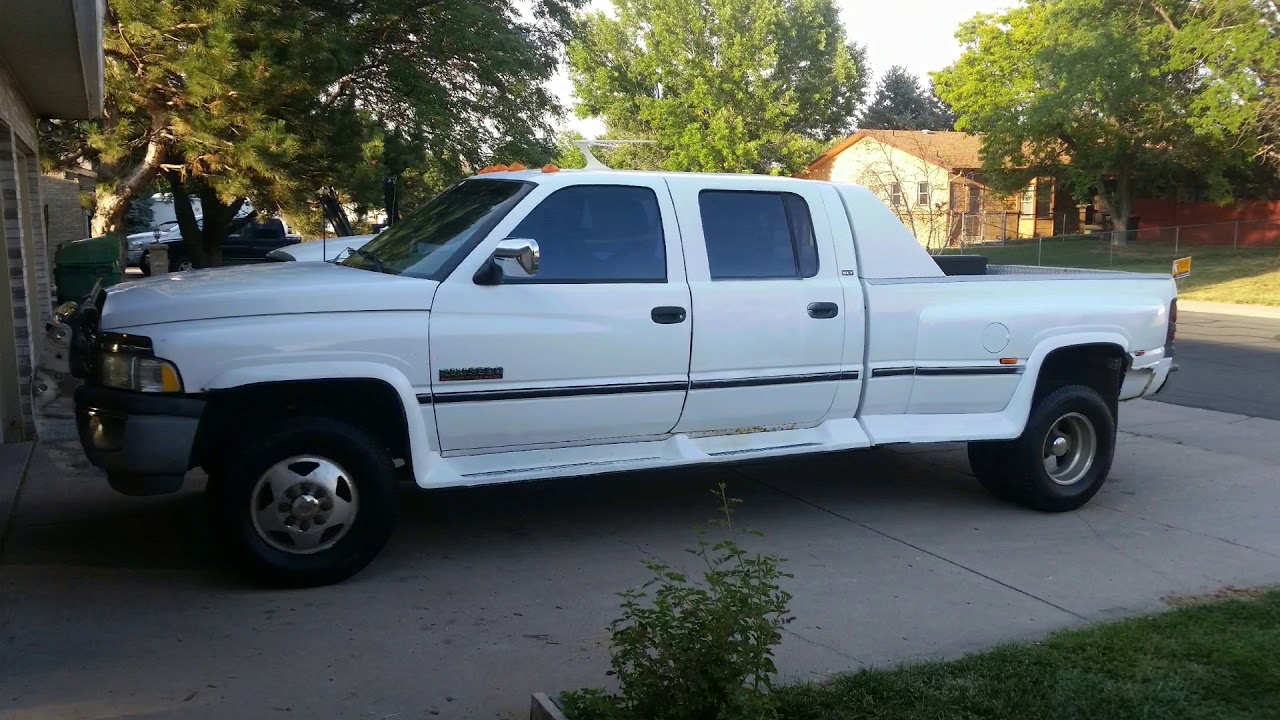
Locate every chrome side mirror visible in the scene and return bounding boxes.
[492,237,540,277]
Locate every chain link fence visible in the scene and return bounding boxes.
[934,218,1280,274]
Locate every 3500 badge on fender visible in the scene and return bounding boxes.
[439,367,504,382]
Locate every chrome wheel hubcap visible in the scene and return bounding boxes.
[250,455,358,554]
[177,260,194,271]
[1043,412,1097,486]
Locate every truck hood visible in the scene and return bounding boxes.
[100,262,437,329]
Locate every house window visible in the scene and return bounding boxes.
[1035,180,1053,218]
[917,181,930,206]
[1020,186,1035,216]
[889,182,903,207]
[967,185,981,214]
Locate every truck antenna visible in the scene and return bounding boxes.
[571,139,657,170]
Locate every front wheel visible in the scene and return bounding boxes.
[210,417,398,586]
[968,384,1116,512]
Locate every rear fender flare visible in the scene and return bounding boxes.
[1002,332,1130,435]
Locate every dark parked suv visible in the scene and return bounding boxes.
[141,216,292,274]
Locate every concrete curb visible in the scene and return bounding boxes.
[530,692,570,720]
[0,440,35,559]
[1179,300,1280,319]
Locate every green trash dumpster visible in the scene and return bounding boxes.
[54,233,124,304]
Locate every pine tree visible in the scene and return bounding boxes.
[43,0,581,266]
[859,66,955,131]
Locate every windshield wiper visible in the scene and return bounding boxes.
[353,248,387,273]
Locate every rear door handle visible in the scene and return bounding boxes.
[651,306,687,324]
[807,302,839,319]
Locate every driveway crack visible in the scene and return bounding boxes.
[744,471,1087,621]
[782,627,867,666]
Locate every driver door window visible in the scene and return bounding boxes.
[506,185,666,283]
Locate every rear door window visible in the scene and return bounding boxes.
[699,190,818,280]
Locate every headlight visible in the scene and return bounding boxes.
[99,334,183,393]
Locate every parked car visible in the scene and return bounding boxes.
[140,215,292,274]
[266,234,377,263]
[65,167,1178,586]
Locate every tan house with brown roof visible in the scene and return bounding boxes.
[798,129,1073,250]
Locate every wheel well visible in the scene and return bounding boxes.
[1033,343,1129,409]
[192,379,412,475]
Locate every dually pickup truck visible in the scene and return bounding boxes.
[66,167,1177,586]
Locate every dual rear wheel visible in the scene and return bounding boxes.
[968,384,1117,512]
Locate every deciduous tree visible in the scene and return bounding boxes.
[568,0,868,175]
[933,0,1255,243]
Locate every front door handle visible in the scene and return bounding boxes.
[807,302,839,319]
[651,306,687,324]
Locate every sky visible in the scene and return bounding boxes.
[549,0,1012,137]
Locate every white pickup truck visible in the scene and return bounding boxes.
[67,167,1177,586]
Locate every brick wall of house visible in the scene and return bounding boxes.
[1,127,36,440]
[0,56,36,151]
[42,174,89,257]
[0,55,45,441]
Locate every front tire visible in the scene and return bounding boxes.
[211,417,398,586]
[969,384,1116,512]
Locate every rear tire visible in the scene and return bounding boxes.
[969,384,1115,512]
[212,416,398,586]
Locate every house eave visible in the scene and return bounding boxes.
[0,0,104,120]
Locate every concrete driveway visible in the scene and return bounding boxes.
[3,399,1279,720]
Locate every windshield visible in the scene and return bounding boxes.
[341,179,532,278]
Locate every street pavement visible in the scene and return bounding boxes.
[1153,310,1280,420]
[3,396,1279,720]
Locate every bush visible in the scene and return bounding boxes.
[561,485,793,720]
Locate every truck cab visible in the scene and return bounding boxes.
[68,167,1177,586]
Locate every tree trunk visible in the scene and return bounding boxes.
[1098,169,1132,246]
[195,184,245,268]
[166,172,202,268]
[165,175,245,268]
[90,107,169,262]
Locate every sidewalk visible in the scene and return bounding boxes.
[0,441,33,556]
[1178,299,1280,319]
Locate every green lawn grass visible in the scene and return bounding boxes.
[939,238,1280,306]
[774,588,1280,720]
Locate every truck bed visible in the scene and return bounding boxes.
[933,254,1166,280]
